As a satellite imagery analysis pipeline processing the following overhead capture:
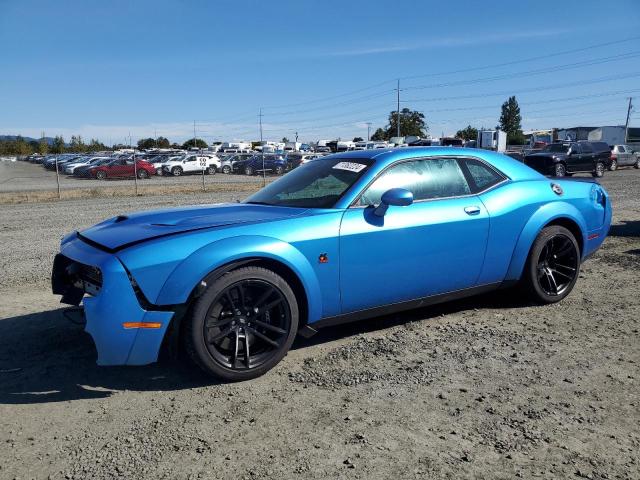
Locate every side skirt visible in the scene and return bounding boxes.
[298,282,504,338]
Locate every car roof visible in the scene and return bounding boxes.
[325,147,544,181]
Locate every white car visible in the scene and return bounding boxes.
[161,154,221,176]
[63,156,110,174]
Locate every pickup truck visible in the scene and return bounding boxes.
[523,141,610,177]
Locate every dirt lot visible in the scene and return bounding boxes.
[0,170,638,480]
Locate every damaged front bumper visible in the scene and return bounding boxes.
[52,234,174,366]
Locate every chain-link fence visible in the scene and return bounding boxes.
[0,151,298,203]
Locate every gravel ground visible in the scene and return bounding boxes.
[0,169,638,479]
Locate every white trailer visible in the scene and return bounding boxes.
[477,130,507,152]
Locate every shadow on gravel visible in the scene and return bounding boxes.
[0,290,524,405]
[0,308,215,405]
[609,220,640,238]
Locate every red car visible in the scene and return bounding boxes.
[89,159,156,179]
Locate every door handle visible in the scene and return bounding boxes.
[464,206,481,215]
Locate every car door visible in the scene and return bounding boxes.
[183,155,198,173]
[617,145,630,165]
[108,159,128,177]
[339,157,490,313]
[579,143,596,171]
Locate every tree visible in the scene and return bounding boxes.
[51,135,65,154]
[370,128,387,141]
[499,96,525,145]
[157,136,170,148]
[88,138,108,151]
[137,138,156,150]
[281,137,290,143]
[38,136,49,155]
[69,135,87,153]
[455,125,478,141]
[386,108,427,138]
[182,138,208,149]
[353,137,364,142]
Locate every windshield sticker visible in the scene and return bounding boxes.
[332,162,367,172]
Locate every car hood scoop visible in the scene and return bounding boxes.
[79,203,308,251]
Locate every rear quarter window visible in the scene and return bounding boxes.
[459,158,505,193]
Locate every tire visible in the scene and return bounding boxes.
[207,166,217,175]
[222,165,231,174]
[634,157,640,169]
[156,168,163,176]
[553,163,566,177]
[95,170,107,180]
[245,166,254,176]
[609,159,617,171]
[185,266,299,381]
[520,225,580,304]
[274,166,284,175]
[171,166,183,176]
[137,169,149,179]
[592,162,605,178]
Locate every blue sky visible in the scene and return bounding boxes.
[1,0,639,144]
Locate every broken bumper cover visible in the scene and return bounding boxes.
[52,234,174,366]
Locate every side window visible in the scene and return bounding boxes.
[358,158,471,206]
[581,143,593,154]
[618,146,626,153]
[461,158,504,192]
[186,156,196,162]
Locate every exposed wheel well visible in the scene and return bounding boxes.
[544,217,584,256]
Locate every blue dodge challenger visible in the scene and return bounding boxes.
[52,148,611,380]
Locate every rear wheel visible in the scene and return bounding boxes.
[554,163,566,177]
[609,159,618,171]
[171,166,183,176]
[222,165,231,174]
[274,165,284,175]
[634,157,640,169]
[520,225,580,304]
[185,267,298,381]
[592,162,605,178]
[207,166,217,175]
[245,166,254,176]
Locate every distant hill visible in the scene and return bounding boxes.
[0,135,57,145]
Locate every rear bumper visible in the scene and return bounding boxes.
[52,235,174,366]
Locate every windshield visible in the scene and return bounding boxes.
[244,157,373,208]
[543,144,571,153]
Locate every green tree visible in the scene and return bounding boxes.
[69,135,87,153]
[281,137,290,143]
[370,128,387,141]
[51,135,65,154]
[88,138,108,151]
[137,137,157,150]
[157,136,170,148]
[455,125,478,141]
[353,137,364,142]
[38,136,49,155]
[182,138,208,149]
[386,108,427,138]
[14,136,31,155]
[499,96,525,145]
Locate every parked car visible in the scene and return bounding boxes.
[89,158,155,179]
[64,156,110,174]
[609,145,639,170]
[73,158,113,177]
[237,154,287,175]
[523,141,609,177]
[162,154,220,176]
[52,149,611,381]
[220,153,254,174]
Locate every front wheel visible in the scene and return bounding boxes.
[171,166,183,176]
[245,166,254,176]
[137,169,149,179]
[95,170,107,180]
[609,159,618,171]
[222,165,231,174]
[592,162,605,178]
[634,157,640,169]
[274,165,284,175]
[185,267,299,381]
[520,225,580,304]
[554,163,566,177]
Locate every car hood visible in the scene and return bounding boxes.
[78,203,309,251]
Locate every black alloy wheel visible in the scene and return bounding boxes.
[185,267,298,381]
[521,225,580,304]
[554,163,566,177]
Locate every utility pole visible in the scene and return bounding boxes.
[259,108,265,187]
[366,122,372,141]
[396,79,401,139]
[625,97,633,143]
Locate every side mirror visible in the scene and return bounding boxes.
[374,188,414,217]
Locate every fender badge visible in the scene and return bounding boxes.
[318,253,329,264]
[550,183,563,195]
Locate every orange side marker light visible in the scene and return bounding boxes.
[122,322,162,329]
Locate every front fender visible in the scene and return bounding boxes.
[155,235,323,324]
[505,201,587,281]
